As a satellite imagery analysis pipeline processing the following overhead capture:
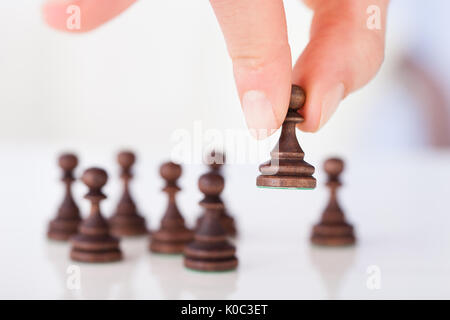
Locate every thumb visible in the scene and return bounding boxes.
[294,0,389,132]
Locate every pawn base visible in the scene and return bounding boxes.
[109,214,148,237]
[47,218,81,241]
[150,240,187,254]
[149,228,194,254]
[257,174,316,189]
[184,257,238,272]
[184,241,238,272]
[311,223,356,247]
[70,233,122,263]
[70,248,122,263]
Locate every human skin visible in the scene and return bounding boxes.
[42,0,389,138]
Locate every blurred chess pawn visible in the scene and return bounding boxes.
[47,153,82,241]
[70,168,122,263]
[109,151,148,237]
[196,150,237,237]
[149,162,194,254]
[185,171,238,272]
[311,158,356,246]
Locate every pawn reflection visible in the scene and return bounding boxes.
[309,246,357,299]
[45,241,78,299]
[149,254,187,299]
[184,269,238,299]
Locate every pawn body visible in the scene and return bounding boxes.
[47,153,82,241]
[185,172,238,271]
[70,168,122,263]
[311,158,356,246]
[150,162,193,254]
[109,151,148,237]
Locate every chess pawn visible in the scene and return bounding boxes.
[109,151,148,237]
[70,168,122,262]
[184,172,238,272]
[256,85,316,189]
[47,153,82,241]
[149,162,194,254]
[196,150,237,237]
[311,158,356,246]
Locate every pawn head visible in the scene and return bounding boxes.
[117,151,136,169]
[59,153,78,171]
[324,158,344,177]
[82,167,108,189]
[289,85,306,110]
[199,172,224,196]
[160,161,182,182]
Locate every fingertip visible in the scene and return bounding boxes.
[296,81,345,132]
[233,48,292,138]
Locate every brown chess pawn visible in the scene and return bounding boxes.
[149,162,194,254]
[184,171,238,272]
[197,150,237,237]
[256,85,316,189]
[311,158,356,246]
[109,151,148,237]
[47,153,82,241]
[70,168,122,263]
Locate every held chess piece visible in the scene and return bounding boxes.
[256,85,316,189]
[47,153,82,241]
[197,151,237,237]
[70,168,122,263]
[149,162,194,254]
[109,151,148,237]
[311,158,356,246]
[184,171,238,272]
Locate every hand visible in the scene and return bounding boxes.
[43,0,389,137]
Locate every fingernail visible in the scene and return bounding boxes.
[242,90,279,139]
[319,83,345,129]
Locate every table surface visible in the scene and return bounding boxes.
[1,144,449,299]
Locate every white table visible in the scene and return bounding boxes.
[1,144,449,299]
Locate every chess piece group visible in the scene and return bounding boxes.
[47,150,239,271]
[47,84,356,272]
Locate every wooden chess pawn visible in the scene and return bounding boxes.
[184,171,238,272]
[47,153,82,241]
[70,168,122,263]
[109,151,148,237]
[149,162,194,254]
[311,158,356,246]
[256,85,316,189]
[197,151,237,237]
